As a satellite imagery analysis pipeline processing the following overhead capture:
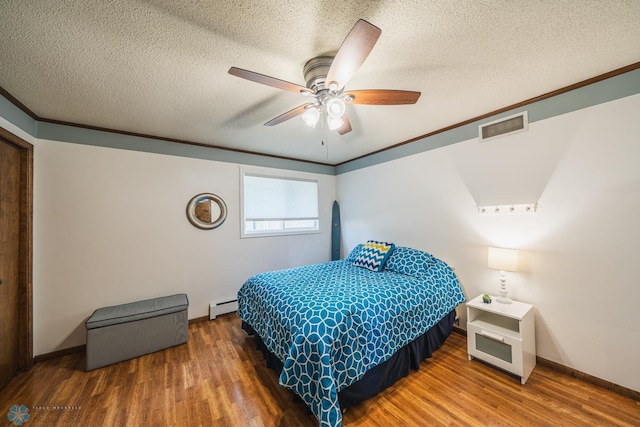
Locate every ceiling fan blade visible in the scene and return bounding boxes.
[229,67,313,95]
[264,103,314,126]
[336,113,352,135]
[344,90,421,105]
[325,19,381,91]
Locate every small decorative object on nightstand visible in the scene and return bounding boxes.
[467,294,536,384]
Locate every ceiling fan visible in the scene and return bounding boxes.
[228,19,421,135]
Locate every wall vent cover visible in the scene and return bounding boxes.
[479,111,528,142]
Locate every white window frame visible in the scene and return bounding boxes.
[240,170,320,238]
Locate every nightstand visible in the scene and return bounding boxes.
[466,294,536,384]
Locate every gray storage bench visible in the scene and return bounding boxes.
[85,293,189,371]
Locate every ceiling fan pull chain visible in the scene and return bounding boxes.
[326,137,330,160]
[321,111,326,146]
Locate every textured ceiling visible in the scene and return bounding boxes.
[1,0,639,165]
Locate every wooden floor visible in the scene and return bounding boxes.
[1,315,639,426]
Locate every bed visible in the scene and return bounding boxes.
[237,242,466,427]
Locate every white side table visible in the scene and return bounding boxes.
[466,294,536,384]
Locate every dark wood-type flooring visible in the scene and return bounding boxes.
[1,314,638,426]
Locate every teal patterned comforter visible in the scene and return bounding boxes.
[237,257,465,427]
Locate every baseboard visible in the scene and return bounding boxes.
[454,326,638,401]
[452,325,467,336]
[536,356,640,402]
[33,344,86,363]
[188,312,236,324]
[33,315,217,363]
[32,321,639,402]
[188,315,210,324]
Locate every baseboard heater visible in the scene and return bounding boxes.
[209,299,238,320]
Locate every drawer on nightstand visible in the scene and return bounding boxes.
[467,323,523,374]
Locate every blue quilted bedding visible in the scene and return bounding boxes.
[237,254,465,427]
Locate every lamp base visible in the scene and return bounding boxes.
[497,270,512,304]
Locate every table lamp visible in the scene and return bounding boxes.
[488,247,519,304]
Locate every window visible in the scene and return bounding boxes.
[241,172,319,237]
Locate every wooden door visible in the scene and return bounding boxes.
[0,139,21,389]
[0,127,33,391]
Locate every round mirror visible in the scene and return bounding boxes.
[186,193,227,230]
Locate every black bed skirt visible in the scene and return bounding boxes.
[242,309,457,409]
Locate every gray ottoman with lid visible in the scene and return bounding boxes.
[85,294,189,371]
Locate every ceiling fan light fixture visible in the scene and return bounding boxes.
[301,106,320,127]
[327,116,344,131]
[229,20,420,137]
[326,97,346,119]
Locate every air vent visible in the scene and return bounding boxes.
[479,111,528,142]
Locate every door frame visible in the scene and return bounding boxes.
[0,127,33,372]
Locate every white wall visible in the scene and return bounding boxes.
[32,140,335,355]
[336,94,640,392]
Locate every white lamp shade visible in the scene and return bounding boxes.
[301,107,320,127]
[488,247,518,272]
[326,97,346,119]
